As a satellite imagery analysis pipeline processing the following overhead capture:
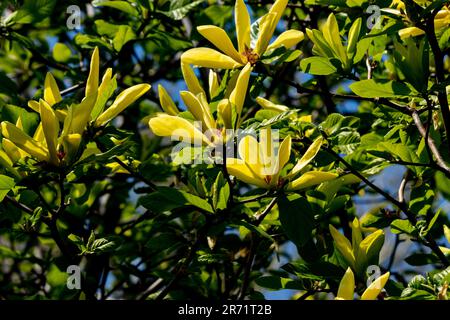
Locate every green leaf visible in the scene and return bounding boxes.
[349,79,412,98]
[142,187,214,213]
[405,253,439,266]
[255,276,305,291]
[278,194,315,247]
[0,175,15,202]
[391,219,416,235]
[92,0,138,16]
[300,57,338,75]
[4,0,56,26]
[211,172,230,212]
[157,0,205,20]
[113,25,136,52]
[52,43,72,63]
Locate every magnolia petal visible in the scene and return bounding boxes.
[277,135,291,174]
[28,100,40,113]
[226,159,268,189]
[180,91,215,131]
[361,272,390,300]
[398,27,425,39]
[1,122,48,162]
[39,99,60,165]
[197,25,242,63]
[299,115,312,123]
[256,97,289,113]
[91,68,115,119]
[287,171,338,191]
[96,84,151,127]
[181,48,243,69]
[158,84,179,116]
[148,114,210,145]
[336,268,355,300]
[217,99,233,129]
[208,70,219,98]
[61,133,81,164]
[85,47,99,98]
[0,149,21,178]
[267,29,304,51]
[289,137,323,177]
[235,0,251,54]
[44,72,62,106]
[181,63,206,96]
[69,94,98,134]
[2,138,26,162]
[329,224,356,268]
[254,13,278,56]
[268,0,288,28]
[238,135,260,170]
[33,123,45,145]
[229,63,252,115]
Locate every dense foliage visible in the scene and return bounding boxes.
[0,0,450,300]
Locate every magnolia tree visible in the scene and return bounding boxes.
[0,0,449,301]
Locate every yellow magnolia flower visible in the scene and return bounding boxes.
[148,63,253,145]
[336,267,390,300]
[226,132,337,190]
[181,0,304,69]
[329,218,385,276]
[1,47,150,167]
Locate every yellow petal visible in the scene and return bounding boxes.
[254,13,278,56]
[268,0,288,27]
[158,84,179,116]
[336,268,355,300]
[287,171,338,190]
[95,84,151,127]
[229,63,252,116]
[60,133,81,163]
[0,149,21,178]
[217,99,233,129]
[444,225,450,244]
[39,99,60,165]
[181,48,243,69]
[359,229,385,266]
[197,25,242,63]
[267,30,304,51]
[85,47,99,98]
[148,114,210,145]
[180,91,215,132]
[235,0,251,54]
[238,135,260,170]
[351,217,363,252]
[2,138,26,162]
[289,137,323,177]
[1,122,48,162]
[69,94,98,134]
[181,63,206,96]
[28,100,40,113]
[256,97,289,113]
[299,115,312,123]
[91,68,115,119]
[226,159,268,189]
[209,70,219,98]
[329,224,356,268]
[398,27,425,39]
[44,72,62,106]
[15,116,24,130]
[277,135,291,174]
[361,272,390,300]
[33,123,45,145]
